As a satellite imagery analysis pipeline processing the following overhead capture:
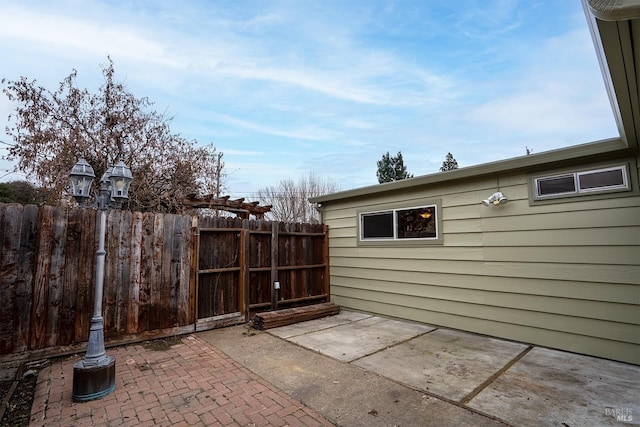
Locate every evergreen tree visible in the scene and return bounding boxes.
[376,151,413,183]
[0,181,39,204]
[439,152,459,172]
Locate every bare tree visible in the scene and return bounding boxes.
[2,58,224,212]
[195,144,226,196]
[257,171,340,223]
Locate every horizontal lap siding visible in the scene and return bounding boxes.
[323,170,640,364]
[329,266,638,304]
[331,276,638,333]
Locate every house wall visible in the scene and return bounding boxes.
[322,155,640,364]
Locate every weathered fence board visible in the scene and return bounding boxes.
[0,204,21,353]
[138,212,154,333]
[196,218,329,318]
[127,211,143,334]
[0,203,329,360]
[73,208,95,346]
[14,204,38,353]
[0,204,199,359]
[59,208,81,345]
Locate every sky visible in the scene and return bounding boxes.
[0,0,619,199]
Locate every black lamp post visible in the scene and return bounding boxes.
[69,158,133,402]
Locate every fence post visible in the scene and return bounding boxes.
[240,219,250,320]
[270,222,279,311]
[190,215,199,330]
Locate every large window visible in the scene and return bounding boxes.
[360,204,438,242]
[533,165,630,200]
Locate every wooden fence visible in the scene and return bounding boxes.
[0,203,328,361]
[196,217,329,330]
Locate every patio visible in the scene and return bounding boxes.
[27,309,640,426]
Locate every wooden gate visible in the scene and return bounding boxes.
[196,217,329,331]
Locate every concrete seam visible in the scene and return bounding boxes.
[348,327,438,363]
[354,361,515,426]
[458,345,533,406]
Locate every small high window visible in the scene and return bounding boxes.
[534,165,629,199]
[536,174,576,197]
[578,168,626,191]
[360,205,438,241]
[361,212,394,239]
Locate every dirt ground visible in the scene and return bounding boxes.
[0,362,41,427]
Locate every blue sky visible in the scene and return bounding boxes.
[0,0,618,198]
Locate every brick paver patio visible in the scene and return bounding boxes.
[29,335,333,426]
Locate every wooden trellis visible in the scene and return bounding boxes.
[180,194,272,219]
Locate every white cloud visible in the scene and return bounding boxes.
[0,0,619,192]
[211,113,337,141]
[220,148,264,157]
[454,0,525,39]
[0,5,176,66]
[465,26,617,152]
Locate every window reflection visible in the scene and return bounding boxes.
[397,207,436,239]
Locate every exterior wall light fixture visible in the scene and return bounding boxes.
[482,191,508,206]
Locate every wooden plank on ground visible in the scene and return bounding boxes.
[252,302,340,330]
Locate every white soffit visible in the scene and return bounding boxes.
[584,0,640,149]
[587,0,640,20]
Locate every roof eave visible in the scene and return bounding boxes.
[586,0,640,21]
[584,0,640,149]
[311,138,631,203]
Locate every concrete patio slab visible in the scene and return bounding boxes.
[200,325,504,427]
[269,310,373,339]
[237,309,640,426]
[468,346,640,426]
[287,315,435,362]
[353,328,529,402]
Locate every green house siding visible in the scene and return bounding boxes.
[320,157,640,364]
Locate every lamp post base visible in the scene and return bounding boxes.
[72,356,116,402]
